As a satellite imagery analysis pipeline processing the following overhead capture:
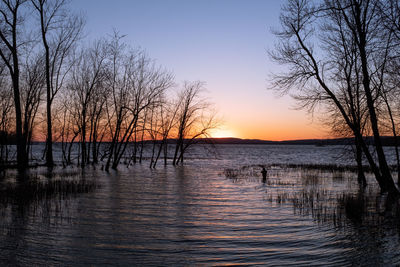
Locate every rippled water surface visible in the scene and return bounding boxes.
[1,145,400,266]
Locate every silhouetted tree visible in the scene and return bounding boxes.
[378,0,400,185]
[67,40,107,167]
[383,58,400,186]
[21,53,45,159]
[0,0,29,168]
[31,0,84,167]
[104,34,173,171]
[55,98,76,165]
[152,97,180,167]
[172,81,219,165]
[271,0,399,194]
[0,63,13,164]
[324,28,369,186]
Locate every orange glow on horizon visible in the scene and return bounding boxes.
[216,121,329,141]
[209,129,237,138]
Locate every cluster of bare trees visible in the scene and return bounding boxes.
[58,44,217,170]
[0,0,82,168]
[0,0,217,170]
[272,0,400,194]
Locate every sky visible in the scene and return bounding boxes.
[70,0,328,141]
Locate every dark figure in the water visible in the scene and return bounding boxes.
[261,167,267,183]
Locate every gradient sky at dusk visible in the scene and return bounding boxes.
[70,0,327,141]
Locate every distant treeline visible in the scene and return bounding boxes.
[182,137,400,146]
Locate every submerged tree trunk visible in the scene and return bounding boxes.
[355,136,367,186]
[133,129,137,164]
[139,114,147,164]
[80,109,87,168]
[381,88,400,186]
[153,141,164,168]
[172,138,181,165]
[353,3,397,194]
[164,140,168,165]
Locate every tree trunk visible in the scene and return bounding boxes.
[172,138,181,165]
[81,110,86,168]
[355,136,367,186]
[153,140,164,168]
[164,140,168,166]
[355,4,397,194]
[12,75,28,169]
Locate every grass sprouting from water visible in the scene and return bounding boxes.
[223,164,400,230]
[0,168,99,206]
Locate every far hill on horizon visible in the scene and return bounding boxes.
[200,136,400,146]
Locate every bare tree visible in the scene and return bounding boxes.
[152,97,180,167]
[0,63,13,165]
[325,22,369,186]
[147,102,161,168]
[31,0,84,167]
[20,52,45,159]
[0,0,29,168]
[137,107,148,163]
[66,40,107,167]
[103,34,173,171]
[54,97,79,166]
[271,0,398,194]
[378,0,400,185]
[87,73,108,164]
[172,81,219,165]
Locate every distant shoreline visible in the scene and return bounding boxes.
[196,137,399,146]
[28,136,400,146]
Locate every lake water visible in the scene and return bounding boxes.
[1,144,400,266]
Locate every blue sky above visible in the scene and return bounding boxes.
[69,0,325,140]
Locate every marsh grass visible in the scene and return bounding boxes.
[0,168,98,206]
[223,168,239,178]
[300,170,320,185]
[223,165,262,183]
[224,164,400,230]
[332,171,344,181]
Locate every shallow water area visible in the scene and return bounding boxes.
[0,145,400,266]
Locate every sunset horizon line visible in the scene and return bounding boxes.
[25,135,394,144]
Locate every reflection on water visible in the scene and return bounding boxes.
[0,145,400,265]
